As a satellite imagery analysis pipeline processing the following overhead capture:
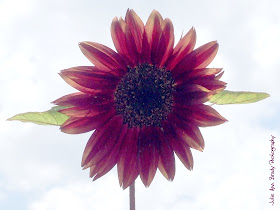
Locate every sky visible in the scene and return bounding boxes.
[0,0,280,209]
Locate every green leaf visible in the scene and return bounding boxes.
[7,106,69,126]
[209,90,270,105]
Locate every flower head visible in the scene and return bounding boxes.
[53,9,227,189]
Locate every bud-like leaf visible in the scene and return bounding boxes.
[7,106,69,126]
[209,90,270,105]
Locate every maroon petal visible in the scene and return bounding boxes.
[60,107,115,134]
[79,42,127,74]
[215,71,224,80]
[157,128,175,181]
[163,122,193,170]
[60,66,120,91]
[174,68,223,87]
[87,123,128,181]
[58,73,95,94]
[138,126,159,187]
[193,78,227,93]
[157,18,174,67]
[145,10,163,64]
[172,139,194,170]
[61,66,119,80]
[125,9,144,54]
[172,41,219,76]
[166,27,196,70]
[118,127,140,189]
[193,41,219,69]
[52,92,113,107]
[81,115,123,168]
[141,28,152,63]
[168,114,204,151]
[185,68,223,81]
[111,17,135,66]
[111,17,128,55]
[121,18,141,65]
[174,104,227,127]
[145,10,163,44]
[59,102,113,118]
[175,73,226,94]
[174,84,212,105]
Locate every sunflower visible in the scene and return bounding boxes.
[53,9,227,189]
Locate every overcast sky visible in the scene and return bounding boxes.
[1,0,280,209]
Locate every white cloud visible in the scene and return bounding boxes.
[0,189,6,202]
[1,0,279,209]
[0,0,33,22]
[29,176,127,210]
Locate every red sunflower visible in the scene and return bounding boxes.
[53,9,227,189]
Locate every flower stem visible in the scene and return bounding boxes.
[129,181,135,210]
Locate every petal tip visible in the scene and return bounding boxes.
[78,42,86,48]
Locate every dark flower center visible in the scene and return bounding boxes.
[114,63,175,128]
